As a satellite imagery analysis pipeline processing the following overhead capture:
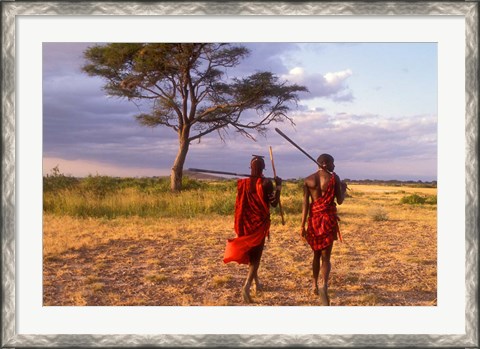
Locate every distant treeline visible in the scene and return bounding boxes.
[277,177,436,188]
[44,170,437,192]
[341,179,437,188]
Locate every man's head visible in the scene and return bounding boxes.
[317,153,335,172]
[250,155,265,176]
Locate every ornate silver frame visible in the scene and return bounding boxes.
[1,1,478,347]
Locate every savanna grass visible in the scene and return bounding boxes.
[44,173,436,220]
[43,174,302,219]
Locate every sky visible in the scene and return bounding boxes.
[43,42,437,181]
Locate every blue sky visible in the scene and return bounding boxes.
[43,42,437,181]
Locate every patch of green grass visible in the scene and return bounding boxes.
[424,195,437,205]
[401,194,437,205]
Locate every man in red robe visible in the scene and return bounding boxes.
[301,154,347,305]
[223,155,282,303]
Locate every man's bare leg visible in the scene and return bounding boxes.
[242,263,255,303]
[318,244,333,306]
[243,244,263,303]
[254,244,264,293]
[254,273,263,293]
[312,250,321,295]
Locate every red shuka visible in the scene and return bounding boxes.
[223,177,270,264]
[306,173,340,251]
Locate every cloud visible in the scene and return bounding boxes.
[42,43,437,181]
[235,43,300,76]
[324,69,353,87]
[283,111,437,178]
[282,67,354,102]
[226,110,436,180]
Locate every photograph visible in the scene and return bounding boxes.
[2,1,477,347]
[42,41,438,307]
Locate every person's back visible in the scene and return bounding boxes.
[223,155,282,303]
[304,169,333,202]
[301,153,346,305]
[304,169,344,205]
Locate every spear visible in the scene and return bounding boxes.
[275,128,350,190]
[269,146,285,225]
[187,168,274,180]
[275,128,345,242]
[275,127,322,168]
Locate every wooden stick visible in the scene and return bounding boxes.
[269,146,285,225]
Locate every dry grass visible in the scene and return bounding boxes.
[43,184,436,306]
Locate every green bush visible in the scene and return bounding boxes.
[424,195,437,205]
[182,176,208,191]
[401,194,437,205]
[401,194,426,204]
[80,175,120,198]
[43,166,79,192]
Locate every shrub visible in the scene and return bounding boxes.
[80,175,120,198]
[401,194,437,205]
[369,206,389,221]
[424,195,437,205]
[43,166,79,192]
[401,194,426,204]
[182,176,208,191]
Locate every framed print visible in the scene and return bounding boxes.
[2,1,478,347]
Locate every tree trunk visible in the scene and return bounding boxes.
[170,134,190,192]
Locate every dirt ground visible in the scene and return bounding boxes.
[43,186,437,306]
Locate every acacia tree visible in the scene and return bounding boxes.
[83,43,307,191]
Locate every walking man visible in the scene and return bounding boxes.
[301,153,347,305]
[223,155,282,303]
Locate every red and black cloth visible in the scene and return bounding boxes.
[223,177,270,264]
[306,173,340,251]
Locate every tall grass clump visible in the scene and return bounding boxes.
[369,206,389,221]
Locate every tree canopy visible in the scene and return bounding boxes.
[83,43,308,190]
